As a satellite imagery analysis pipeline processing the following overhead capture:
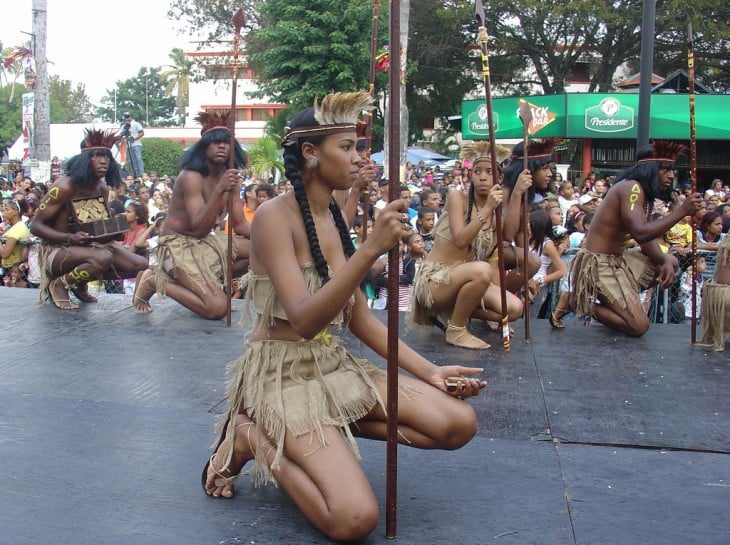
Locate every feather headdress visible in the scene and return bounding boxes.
[81,128,122,151]
[195,110,232,136]
[638,140,687,163]
[284,91,374,145]
[512,138,558,159]
[460,140,511,165]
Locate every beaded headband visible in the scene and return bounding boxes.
[460,140,511,165]
[283,91,373,147]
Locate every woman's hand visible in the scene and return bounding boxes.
[484,184,503,212]
[514,170,533,196]
[366,199,410,255]
[428,365,486,399]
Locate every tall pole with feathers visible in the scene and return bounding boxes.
[361,1,380,243]
[226,8,245,327]
[475,0,510,351]
[687,22,698,343]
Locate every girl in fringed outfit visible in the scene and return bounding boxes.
[409,141,523,349]
[202,92,485,542]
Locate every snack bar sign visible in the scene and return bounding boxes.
[462,95,564,139]
[584,97,634,134]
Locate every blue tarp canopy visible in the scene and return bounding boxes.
[369,147,450,166]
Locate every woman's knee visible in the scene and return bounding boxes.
[507,296,524,321]
[627,317,650,337]
[435,402,478,450]
[326,499,379,542]
[202,298,228,320]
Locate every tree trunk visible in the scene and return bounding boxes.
[32,0,51,180]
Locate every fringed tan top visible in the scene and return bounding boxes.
[243,262,355,329]
[432,209,498,261]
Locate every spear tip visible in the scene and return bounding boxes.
[475,0,486,28]
[233,8,245,32]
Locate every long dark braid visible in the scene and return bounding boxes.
[329,198,357,258]
[466,180,476,224]
[283,146,330,282]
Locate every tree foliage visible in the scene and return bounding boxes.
[96,67,177,126]
[407,0,496,141]
[159,48,196,126]
[247,135,284,181]
[0,84,24,149]
[654,0,730,92]
[48,75,95,123]
[167,0,259,42]
[483,0,644,94]
[141,137,184,178]
[165,0,730,140]
[246,0,377,111]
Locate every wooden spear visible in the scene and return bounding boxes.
[385,2,402,537]
[518,100,532,343]
[687,22,698,343]
[226,8,245,327]
[476,0,510,351]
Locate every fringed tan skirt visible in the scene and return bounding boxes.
[409,260,461,326]
[700,282,730,351]
[570,248,656,317]
[219,335,385,486]
[155,233,236,296]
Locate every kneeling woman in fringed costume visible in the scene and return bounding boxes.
[701,235,730,351]
[409,141,523,349]
[202,91,485,542]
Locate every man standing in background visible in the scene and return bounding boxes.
[123,113,145,177]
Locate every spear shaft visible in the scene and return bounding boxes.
[226,8,245,327]
[476,12,510,351]
[360,1,380,243]
[385,0,401,536]
[518,101,532,343]
[687,22,698,343]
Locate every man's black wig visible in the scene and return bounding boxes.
[502,138,557,203]
[66,129,123,189]
[613,141,686,203]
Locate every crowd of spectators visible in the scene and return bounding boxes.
[2,157,729,328]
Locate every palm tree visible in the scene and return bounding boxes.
[247,136,284,182]
[159,48,194,126]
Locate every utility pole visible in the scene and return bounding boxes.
[32,0,51,178]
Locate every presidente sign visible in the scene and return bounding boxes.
[462,94,730,140]
[567,94,638,137]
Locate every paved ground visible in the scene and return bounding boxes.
[0,286,727,545]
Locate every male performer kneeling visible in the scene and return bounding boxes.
[132,111,250,319]
[30,129,148,310]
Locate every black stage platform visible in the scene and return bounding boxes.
[0,286,727,545]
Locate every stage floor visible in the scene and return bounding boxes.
[0,287,727,545]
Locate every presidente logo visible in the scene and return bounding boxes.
[585,97,634,133]
[517,99,557,135]
[468,103,498,136]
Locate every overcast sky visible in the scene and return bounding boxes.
[1,0,200,103]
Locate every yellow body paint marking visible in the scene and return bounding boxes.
[39,186,61,210]
[629,183,641,211]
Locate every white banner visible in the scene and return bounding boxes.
[22,92,35,162]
